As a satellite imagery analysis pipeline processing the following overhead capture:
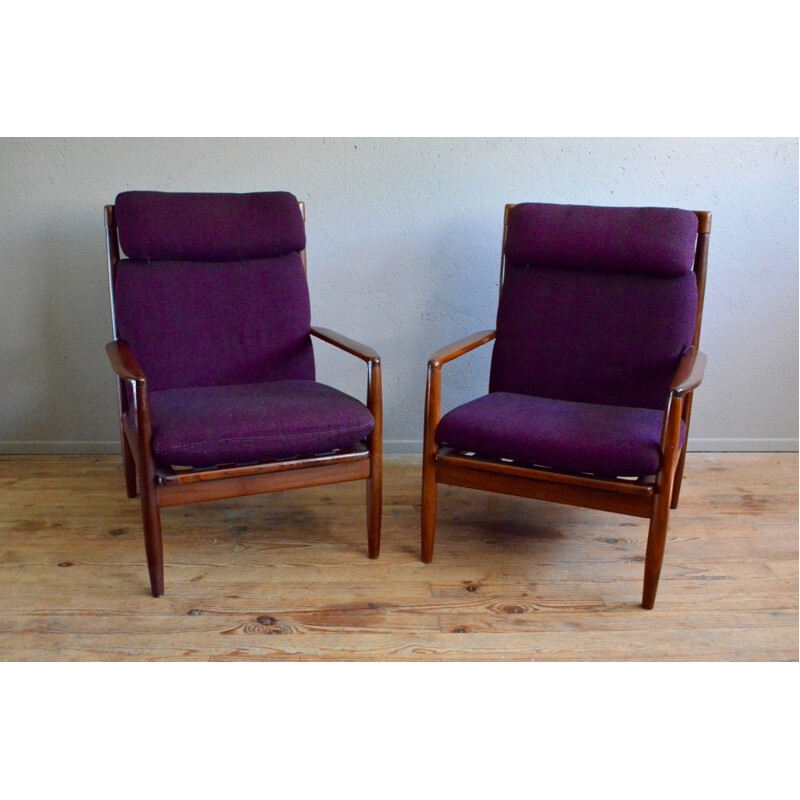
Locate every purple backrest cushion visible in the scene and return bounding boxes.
[505,203,698,277]
[115,191,305,261]
[490,204,699,410]
[113,192,314,392]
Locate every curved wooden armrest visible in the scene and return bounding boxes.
[424,330,496,454]
[310,327,381,428]
[657,348,707,456]
[310,326,380,364]
[669,347,707,397]
[429,330,496,369]
[106,340,153,441]
[106,340,146,383]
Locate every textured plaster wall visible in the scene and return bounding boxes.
[0,137,797,453]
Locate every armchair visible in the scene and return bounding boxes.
[421,203,710,608]
[105,191,381,596]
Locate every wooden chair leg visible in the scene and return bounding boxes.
[421,360,442,564]
[366,357,382,559]
[644,394,685,608]
[670,446,688,510]
[644,447,682,609]
[421,454,438,563]
[367,452,382,559]
[121,433,138,499]
[642,508,669,609]
[139,480,164,597]
[643,465,679,609]
[670,393,694,509]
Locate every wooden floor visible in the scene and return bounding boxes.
[0,453,796,661]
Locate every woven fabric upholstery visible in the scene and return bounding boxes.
[115,254,314,392]
[437,392,684,478]
[490,203,699,410]
[489,266,697,409]
[148,380,375,468]
[504,203,698,277]
[115,191,305,261]
[113,190,314,393]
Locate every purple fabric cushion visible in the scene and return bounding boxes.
[490,265,697,409]
[115,191,305,261]
[505,203,698,277]
[115,254,315,392]
[437,392,683,478]
[148,380,375,468]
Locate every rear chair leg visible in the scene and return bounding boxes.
[670,446,688,510]
[121,433,138,498]
[670,394,694,510]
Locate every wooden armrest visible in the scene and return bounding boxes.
[106,340,146,383]
[424,330,496,458]
[429,330,496,369]
[669,347,707,397]
[310,326,380,363]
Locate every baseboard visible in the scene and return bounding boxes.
[0,441,121,455]
[687,438,798,452]
[383,440,424,455]
[384,439,800,455]
[0,438,797,456]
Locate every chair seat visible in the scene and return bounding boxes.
[436,392,683,478]
[148,380,375,468]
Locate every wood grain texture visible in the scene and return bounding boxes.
[0,453,796,661]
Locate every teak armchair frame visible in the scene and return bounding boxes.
[105,201,382,597]
[421,205,710,609]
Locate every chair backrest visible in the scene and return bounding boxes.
[109,191,315,392]
[489,203,704,410]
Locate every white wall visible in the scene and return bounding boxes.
[0,137,797,453]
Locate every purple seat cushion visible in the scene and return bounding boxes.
[114,254,315,392]
[505,203,698,277]
[115,191,305,261]
[148,380,375,468]
[437,392,684,478]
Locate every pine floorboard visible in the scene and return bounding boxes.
[0,453,796,661]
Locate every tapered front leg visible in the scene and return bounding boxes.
[642,394,684,609]
[421,454,438,563]
[366,358,382,559]
[133,381,164,597]
[642,502,670,610]
[421,360,441,563]
[367,468,382,559]
[140,477,164,597]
